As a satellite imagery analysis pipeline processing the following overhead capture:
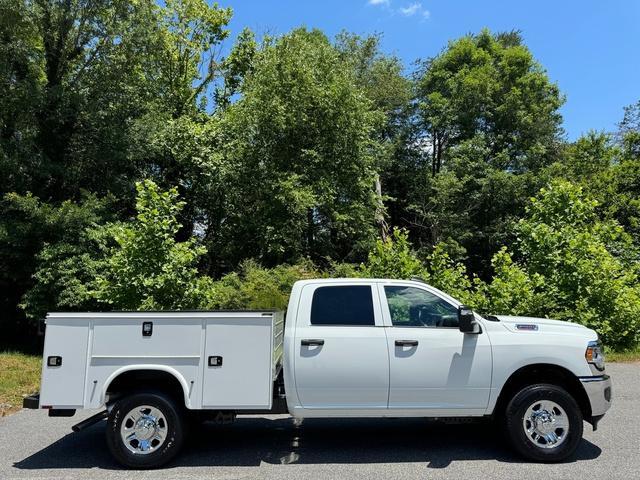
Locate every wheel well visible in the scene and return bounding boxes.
[105,370,186,406]
[494,364,591,419]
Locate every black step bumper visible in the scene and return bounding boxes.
[23,393,39,409]
[23,393,76,417]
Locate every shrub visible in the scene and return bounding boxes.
[359,228,426,280]
[22,180,639,350]
[512,180,640,349]
[477,247,555,316]
[358,228,479,305]
[199,260,321,310]
[425,243,477,305]
[92,180,208,310]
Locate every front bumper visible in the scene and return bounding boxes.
[580,374,612,421]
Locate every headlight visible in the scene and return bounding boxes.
[585,340,605,372]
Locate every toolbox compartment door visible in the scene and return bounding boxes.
[202,315,274,409]
[40,318,89,408]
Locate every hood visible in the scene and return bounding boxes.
[493,315,594,336]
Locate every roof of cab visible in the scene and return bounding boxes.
[291,278,462,307]
[292,277,429,286]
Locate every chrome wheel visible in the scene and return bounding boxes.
[522,400,570,449]
[120,405,168,455]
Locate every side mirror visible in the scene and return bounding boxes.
[458,305,479,333]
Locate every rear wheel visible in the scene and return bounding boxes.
[106,391,185,469]
[504,384,583,462]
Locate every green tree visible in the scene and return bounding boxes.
[20,217,115,322]
[407,135,541,275]
[359,228,425,280]
[619,100,640,139]
[359,227,478,304]
[152,0,232,117]
[402,29,565,276]
[200,259,320,310]
[612,101,640,244]
[209,28,384,268]
[415,28,564,174]
[93,180,208,310]
[515,180,640,348]
[562,131,617,179]
[214,27,257,110]
[1,0,234,338]
[0,0,161,200]
[1,192,111,337]
[22,180,213,315]
[335,31,413,240]
[114,0,232,239]
[475,247,554,317]
[546,117,640,252]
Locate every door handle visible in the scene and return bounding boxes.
[395,340,418,347]
[301,339,325,346]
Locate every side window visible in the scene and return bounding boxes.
[384,286,458,328]
[310,286,375,326]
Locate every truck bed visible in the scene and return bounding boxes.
[39,310,284,411]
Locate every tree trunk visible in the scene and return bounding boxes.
[436,132,443,174]
[431,130,437,177]
[306,208,315,257]
[375,173,388,241]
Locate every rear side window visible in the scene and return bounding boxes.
[310,286,375,326]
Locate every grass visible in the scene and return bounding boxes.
[0,352,42,417]
[606,347,640,363]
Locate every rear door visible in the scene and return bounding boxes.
[380,283,492,414]
[293,283,389,410]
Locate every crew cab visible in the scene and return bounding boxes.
[24,278,612,468]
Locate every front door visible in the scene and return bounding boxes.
[293,283,389,410]
[380,283,492,414]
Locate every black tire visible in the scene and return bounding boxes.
[106,391,185,469]
[504,383,583,462]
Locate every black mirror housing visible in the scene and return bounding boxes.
[458,305,478,333]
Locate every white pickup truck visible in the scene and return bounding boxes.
[24,278,612,468]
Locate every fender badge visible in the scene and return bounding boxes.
[516,324,539,331]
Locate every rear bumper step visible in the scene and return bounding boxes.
[22,393,39,409]
[48,408,76,417]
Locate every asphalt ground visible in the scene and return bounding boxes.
[0,362,637,480]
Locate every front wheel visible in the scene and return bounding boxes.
[504,384,583,462]
[106,391,185,469]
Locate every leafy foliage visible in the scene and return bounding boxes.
[358,185,640,349]
[199,260,321,311]
[92,181,209,310]
[1,6,639,351]
[415,29,563,173]
[209,28,384,267]
[1,192,113,335]
[399,29,565,276]
[359,228,477,305]
[359,228,424,280]
[475,248,553,316]
[513,180,640,348]
[20,181,209,314]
